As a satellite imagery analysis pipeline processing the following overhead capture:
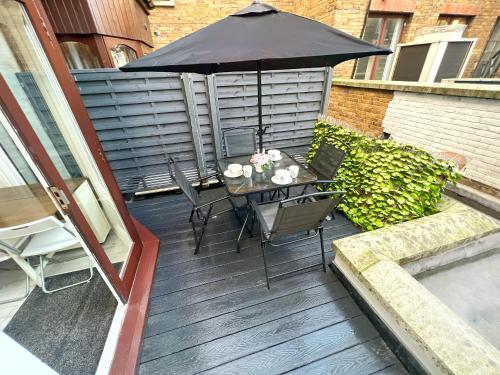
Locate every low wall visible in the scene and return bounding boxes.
[332,198,500,374]
[328,79,500,191]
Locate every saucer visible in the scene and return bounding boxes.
[269,155,283,161]
[224,169,243,178]
[271,175,292,185]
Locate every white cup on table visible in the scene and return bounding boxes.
[268,149,281,161]
[287,165,299,178]
[243,165,253,178]
[228,163,243,175]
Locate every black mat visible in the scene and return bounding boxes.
[5,268,117,375]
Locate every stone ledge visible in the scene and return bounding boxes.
[332,79,500,100]
[363,260,500,374]
[332,199,500,374]
[334,198,500,267]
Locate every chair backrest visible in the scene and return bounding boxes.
[223,128,257,157]
[270,192,344,238]
[310,141,348,180]
[0,216,63,240]
[0,216,64,256]
[167,157,200,206]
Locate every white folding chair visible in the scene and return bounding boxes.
[0,217,93,294]
[0,249,30,304]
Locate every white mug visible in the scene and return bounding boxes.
[243,165,253,178]
[268,149,281,161]
[275,169,291,183]
[287,165,299,178]
[228,163,243,175]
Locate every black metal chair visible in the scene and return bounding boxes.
[302,140,351,194]
[167,157,240,254]
[223,128,257,157]
[251,191,345,289]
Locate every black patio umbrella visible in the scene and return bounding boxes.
[121,1,391,152]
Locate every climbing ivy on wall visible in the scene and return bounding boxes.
[307,121,461,231]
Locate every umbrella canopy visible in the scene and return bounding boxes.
[121,1,391,150]
[121,2,390,74]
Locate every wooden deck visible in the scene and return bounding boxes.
[128,187,407,375]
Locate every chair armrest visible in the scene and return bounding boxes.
[193,171,221,183]
[316,179,337,184]
[196,195,230,209]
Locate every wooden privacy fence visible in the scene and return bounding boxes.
[72,67,332,194]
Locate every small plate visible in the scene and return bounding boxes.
[271,175,293,185]
[224,169,243,178]
[269,155,283,161]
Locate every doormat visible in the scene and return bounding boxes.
[4,268,117,375]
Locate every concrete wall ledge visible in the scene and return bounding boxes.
[332,79,500,100]
[332,198,500,374]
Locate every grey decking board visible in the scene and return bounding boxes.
[153,220,358,270]
[199,315,379,375]
[145,271,336,336]
[142,282,348,361]
[284,338,404,375]
[139,300,362,374]
[129,190,404,375]
[153,226,353,281]
[159,219,359,256]
[151,252,329,298]
[154,230,342,277]
[371,362,409,374]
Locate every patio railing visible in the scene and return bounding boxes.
[72,67,332,194]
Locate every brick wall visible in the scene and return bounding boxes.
[327,84,393,137]
[149,0,297,49]
[383,91,500,190]
[330,0,370,79]
[149,1,498,79]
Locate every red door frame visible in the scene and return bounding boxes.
[1,75,160,372]
[18,0,143,295]
[0,75,128,301]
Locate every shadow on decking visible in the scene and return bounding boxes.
[128,187,407,375]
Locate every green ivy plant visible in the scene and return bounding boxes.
[307,121,461,231]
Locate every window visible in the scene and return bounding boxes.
[110,44,137,68]
[354,15,405,80]
[473,19,500,78]
[60,41,101,70]
[437,15,470,26]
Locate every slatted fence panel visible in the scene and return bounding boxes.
[72,67,330,194]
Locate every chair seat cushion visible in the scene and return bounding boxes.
[21,228,80,257]
[256,200,298,236]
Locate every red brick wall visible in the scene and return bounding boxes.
[327,84,394,137]
[149,1,296,49]
[149,1,499,79]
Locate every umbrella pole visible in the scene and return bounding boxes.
[257,66,263,153]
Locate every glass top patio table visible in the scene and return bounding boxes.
[217,152,317,197]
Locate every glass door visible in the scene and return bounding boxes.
[0,1,141,301]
